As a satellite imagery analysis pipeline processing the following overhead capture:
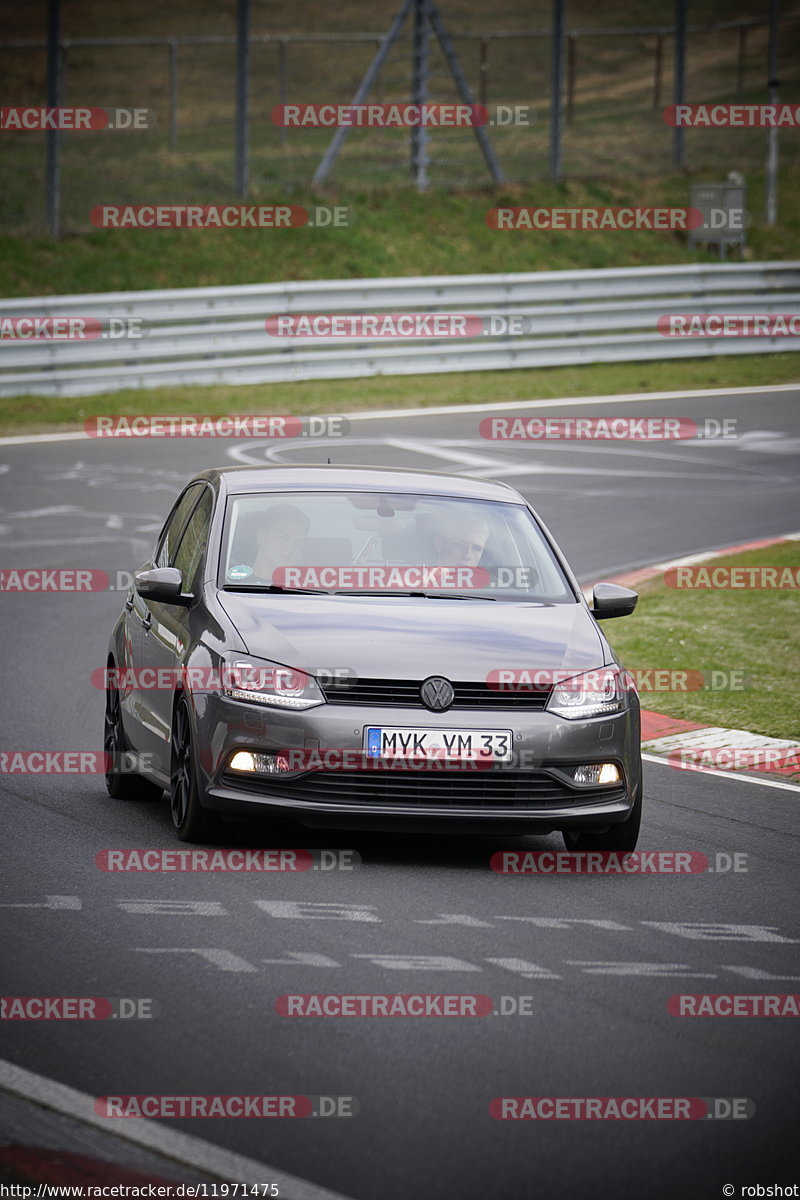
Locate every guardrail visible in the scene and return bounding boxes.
[1,263,799,398]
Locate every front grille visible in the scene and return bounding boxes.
[225,767,625,810]
[321,677,550,711]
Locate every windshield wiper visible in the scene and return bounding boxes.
[222,584,329,595]
[334,589,497,600]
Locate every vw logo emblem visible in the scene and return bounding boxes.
[420,676,454,712]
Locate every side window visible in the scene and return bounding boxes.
[155,484,202,569]
[172,489,213,594]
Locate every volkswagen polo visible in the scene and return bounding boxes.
[104,465,642,846]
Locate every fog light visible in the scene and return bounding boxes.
[229,751,256,773]
[228,751,291,775]
[572,762,621,786]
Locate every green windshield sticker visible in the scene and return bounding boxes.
[227,564,254,580]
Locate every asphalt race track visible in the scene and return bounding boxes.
[2,385,800,1200]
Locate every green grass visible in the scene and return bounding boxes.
[1,352,798,438]
[2,167,800,296]
[601,541,800,742]
[1,168,799,437]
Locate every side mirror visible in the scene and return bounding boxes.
[591,581,638,620]
[134,567,191,607]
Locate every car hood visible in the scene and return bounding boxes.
[216,592,606,679]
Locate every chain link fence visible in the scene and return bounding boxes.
[1,9,799,235]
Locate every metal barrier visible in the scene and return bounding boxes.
[1,262,798,398]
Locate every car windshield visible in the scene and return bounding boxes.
[219,491,576,602]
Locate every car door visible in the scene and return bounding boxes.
[134,483,209,767]
[138,485,214,772]
[122,483,204,753]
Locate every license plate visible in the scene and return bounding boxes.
[364,726,513,763]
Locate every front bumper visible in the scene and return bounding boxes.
[191,690,641,833]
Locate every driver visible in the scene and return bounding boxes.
[229,504,310,584]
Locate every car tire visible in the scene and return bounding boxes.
[170,697,219,843]
[561,778,643,853]
[104,678,163,801]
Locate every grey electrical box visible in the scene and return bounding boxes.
[688,182,747,258]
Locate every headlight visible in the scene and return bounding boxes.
[546,667,627,720]
[221,655,324,710]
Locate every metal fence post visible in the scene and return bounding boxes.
[235,0,250,198]
[549,0,565,181]
[168,39,177,148]
[411,0,431,191]
[735,24,747,103]
[279,38,288,147]
[567,34,576,125]
[673,0,686,168]
[652,32,662,113]
[765,0,779,225]
[45,0,61,238]
[479,35,488,108]
[376,39,382,104]
[313,0,415,186]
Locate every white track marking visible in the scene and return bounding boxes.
[0,431,87,446]
[1,382,798,447]
[642,752,800,793]
[342,383,800,422]
[380,436,511,471]
[229,435,765,485]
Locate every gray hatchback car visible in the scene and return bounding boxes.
[105,465,642,847]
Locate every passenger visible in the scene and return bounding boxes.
[229,504,310,584]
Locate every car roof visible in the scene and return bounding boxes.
[194,464,525,504]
